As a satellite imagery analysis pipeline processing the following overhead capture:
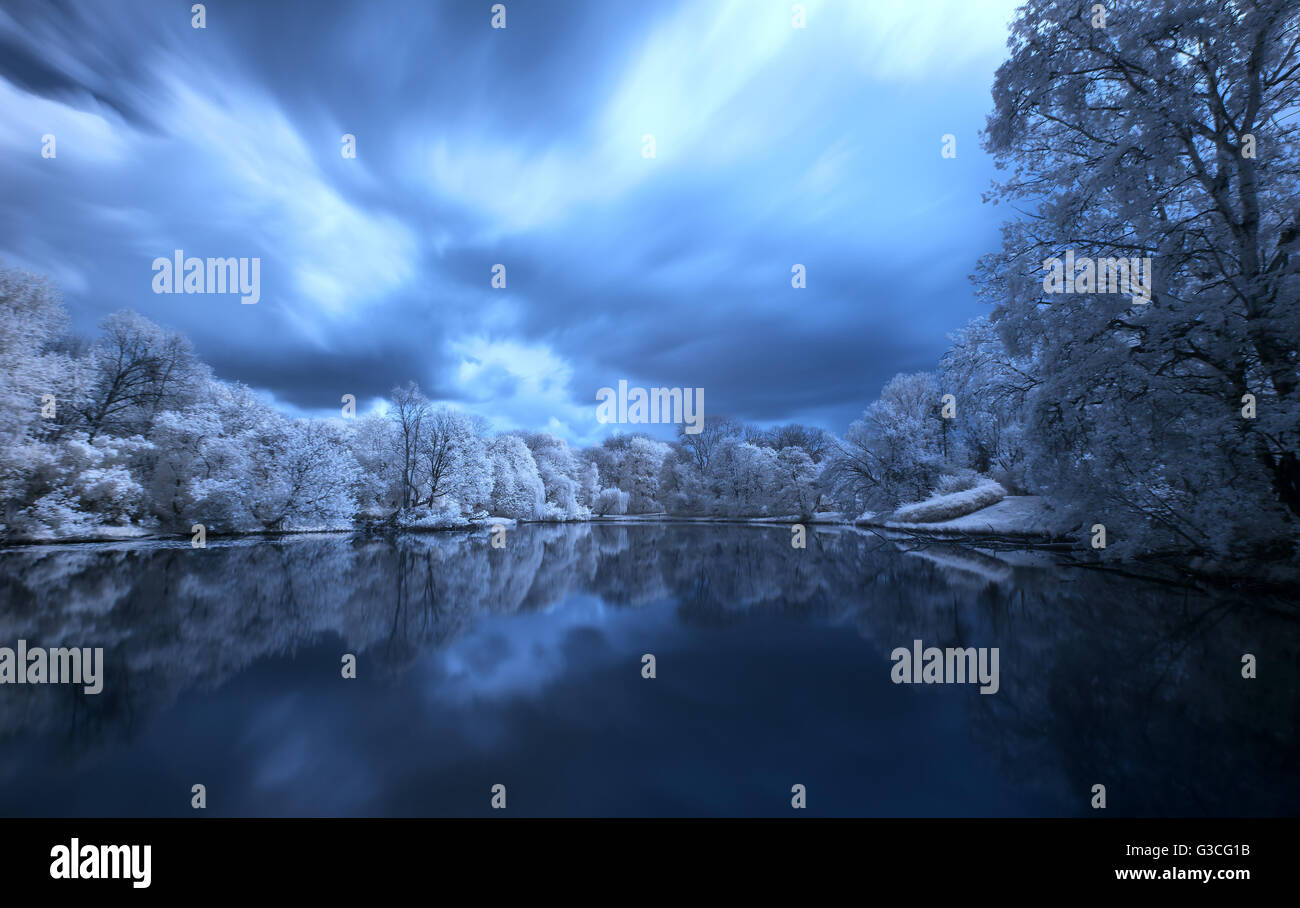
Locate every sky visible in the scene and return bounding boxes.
[0,0,1023,444]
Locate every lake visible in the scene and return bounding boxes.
[0,523,1296,817]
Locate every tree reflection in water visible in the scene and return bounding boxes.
[0,524,1295,816]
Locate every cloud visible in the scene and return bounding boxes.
[153,73,418,325]
[0,0,1023,437]
[0,76,130,162]
[447,335,602,441]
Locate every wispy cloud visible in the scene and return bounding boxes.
[0,0,1022,439]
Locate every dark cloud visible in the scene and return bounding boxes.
[0,0,1013,438]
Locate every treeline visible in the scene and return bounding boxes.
[2,254,1298,564]
[0,264,1028,540]
[0,266,845,537]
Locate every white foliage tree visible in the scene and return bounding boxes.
[705,440,777,516]
[347,412,403,515]
[978,0,1300,558]
[0,267,75,532]
[486,434,544,519]
[519,431,587,519]
[827,372,946,514]
[418,407,491,513]
[770,446,821,517]
[615,436,672,513]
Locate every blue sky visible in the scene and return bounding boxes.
[0,0,1022,443]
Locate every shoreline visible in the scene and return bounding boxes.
[3,516,1295,594]
[0,510,1067,547]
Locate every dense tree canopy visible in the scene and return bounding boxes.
[975,0,1300,558]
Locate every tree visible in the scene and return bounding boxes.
[418,407,490,511]
[75,310,202,441]
[771,446,821,517]
[705,439,777,516]
[251,419,359,530]
[677,414,741,471]
[940,317,1035,489]
[593,487,629,516]
[826,372,946,513]
[519,431,586,518]
[575,458,600,510]
[388,381,429,510]
[486,434,544,519]
[978,0,1300,557]
[614,435,672,513]
[750,423,833,462]
[347,412,403,513]
[0,266,73,529]
[147,405,213,526]
[657,447,707,515]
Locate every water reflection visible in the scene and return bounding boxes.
[0,524,1296,816]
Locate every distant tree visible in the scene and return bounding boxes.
[0,267,72,528]
[705,440,777,516]
[418,407,490,510]
[146,382,246,526]
[347,412,402,512]
[575,458,600,510]
[827,372,945,513]
[760,424,833,462]
[518,431,585,518]
[614,435,672,513]
[771,446,821,517]
[245,418,360,530]
[677,414,742,471]
[388,381,428,510]
[486,434,544,519]
[939,317,1035,490]
[593,487,629,516]
[75,310,202,441]
[657,447,707,515]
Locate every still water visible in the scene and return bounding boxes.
[0,523,1296,817]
